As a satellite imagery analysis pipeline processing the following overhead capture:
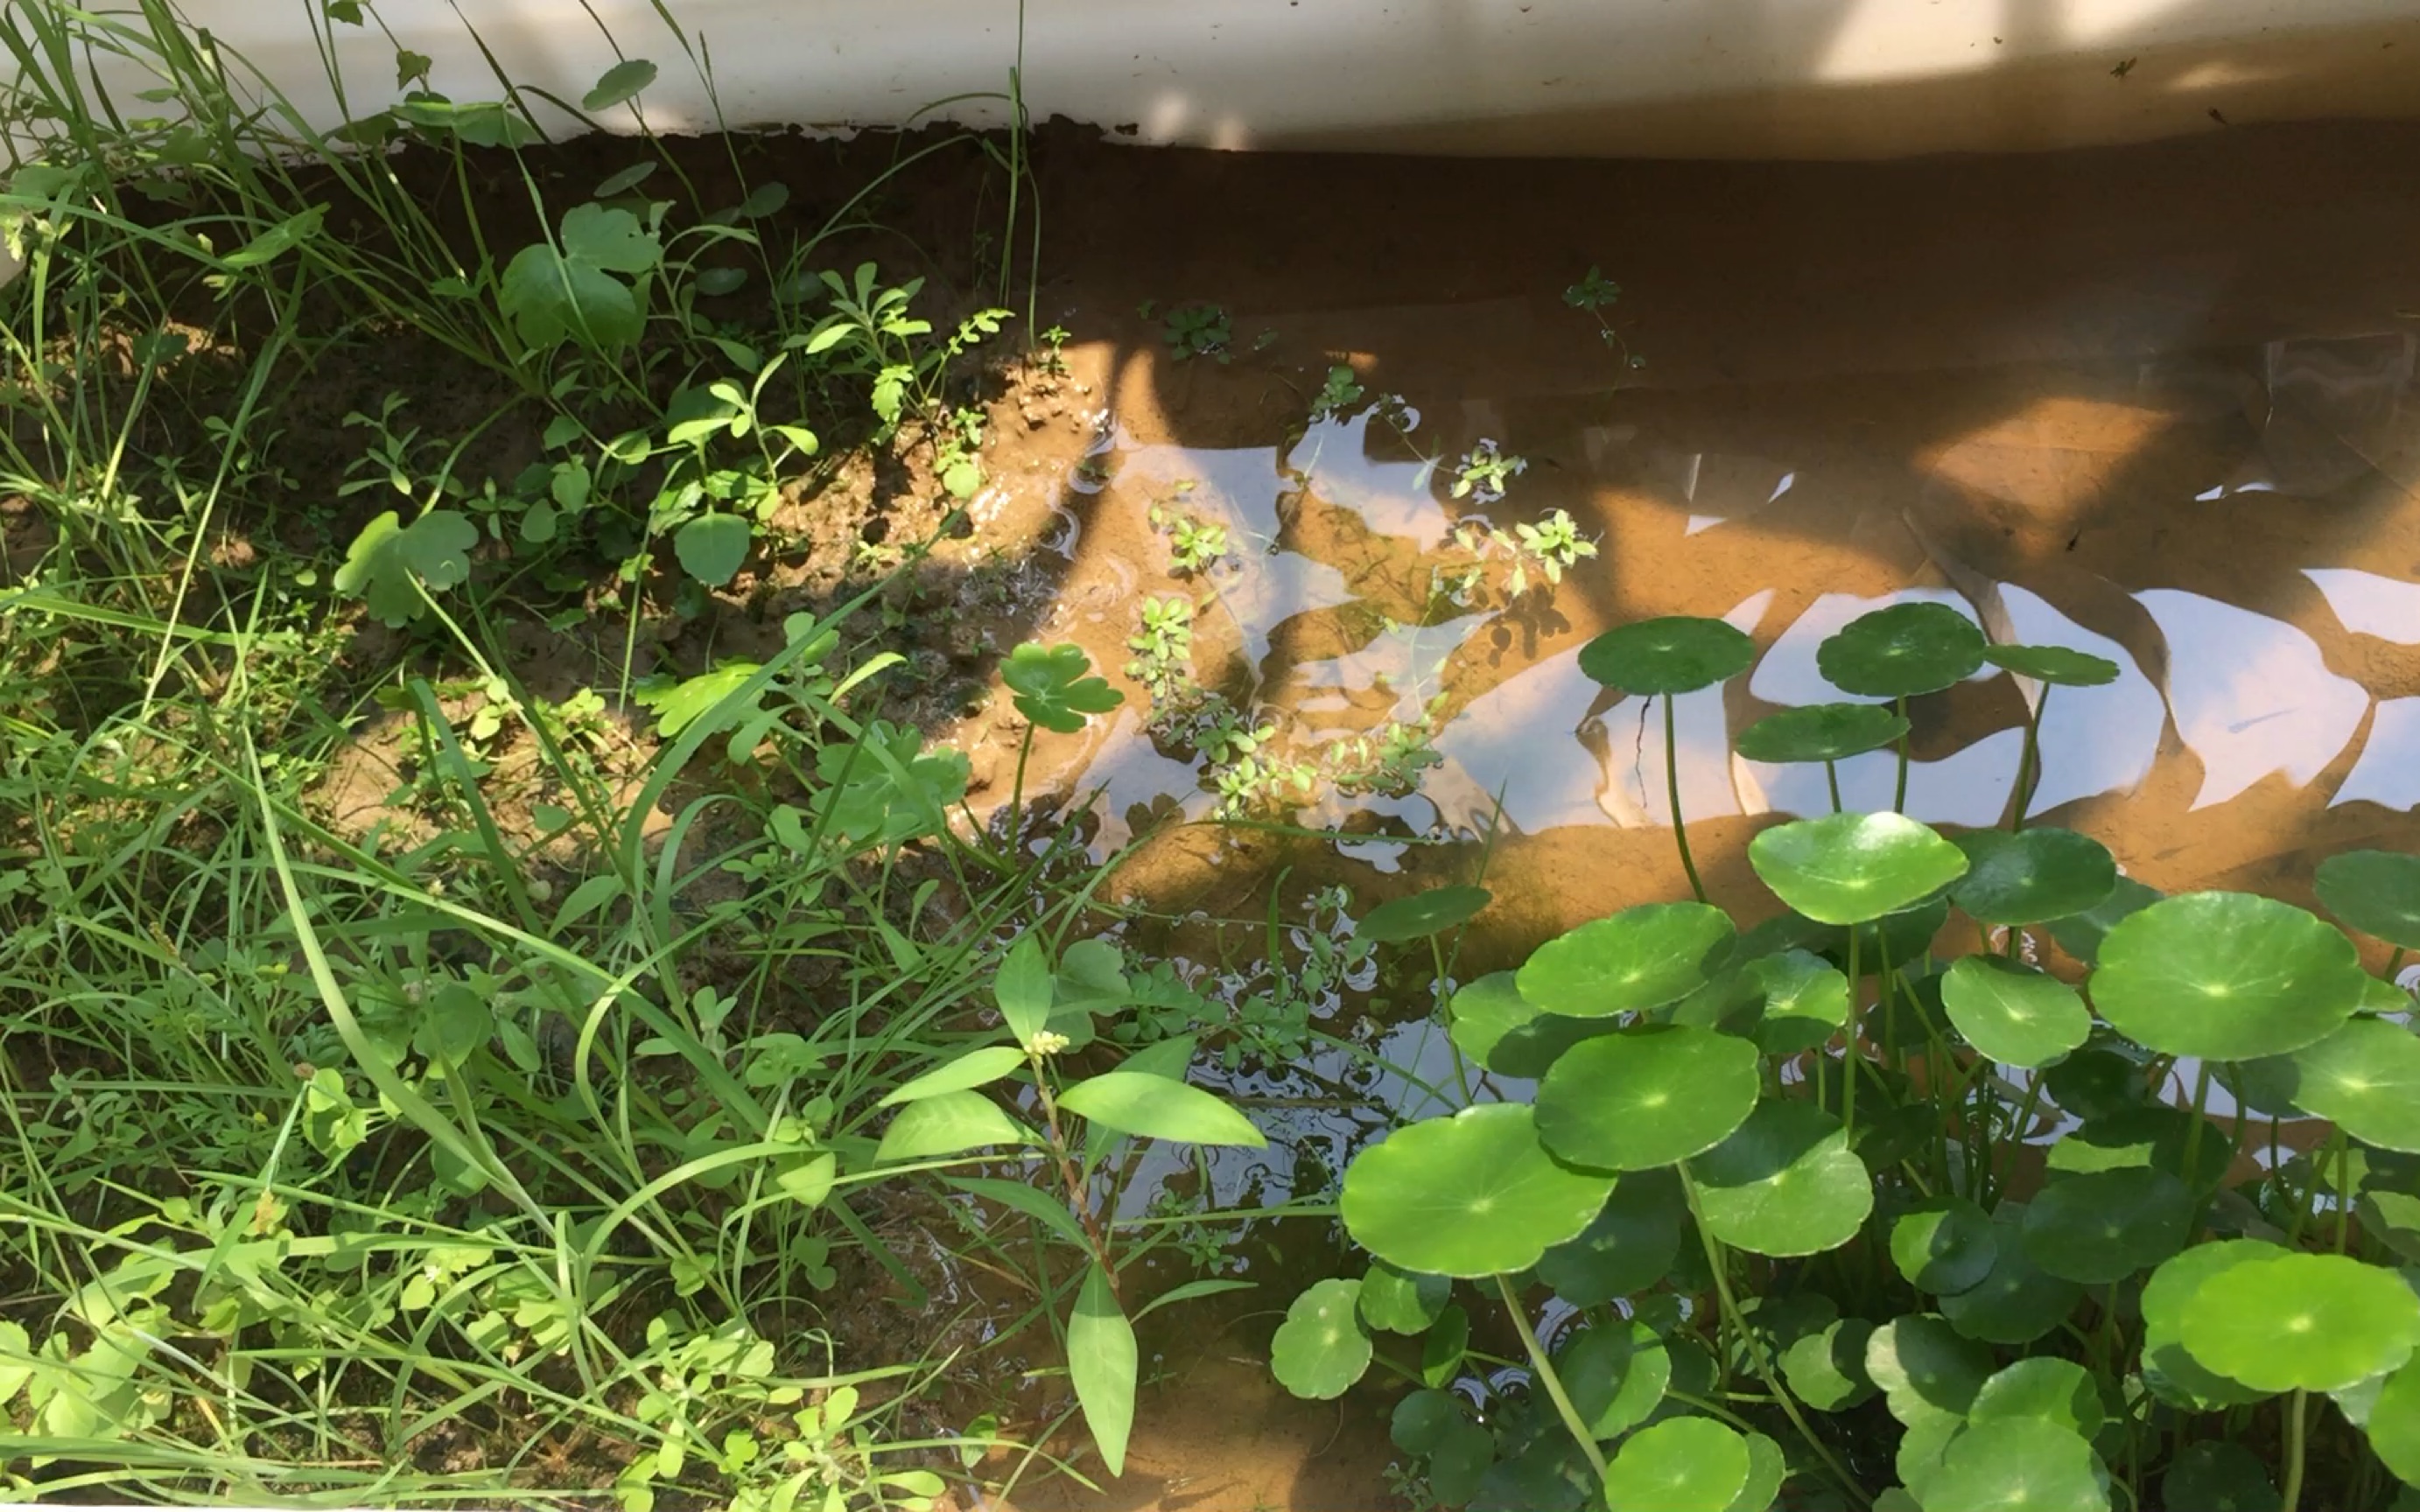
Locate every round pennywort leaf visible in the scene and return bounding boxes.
[2180,1251,2420,1392]
[1601,1418,1751,1512]
[1921,1418,2110,1512]
[1940,956,2092,1068]
[1982,643,2122,687]
[1340,1104,1611,1278]
[1579,616,1756,696]
[1360,884,1492,943]
[2092,892,2366,1060]
[2021,1168,2192,1284]
[1357,1261,1449,1334]
[1535,1026,1760,1171]
[1689,1100,1874,1257]
[2285,1016,2420,1153]
[1515,902,1735,1018]
[1951,827,2117,926]
[1968,1357,2104,1438]
[1734,702,1908,764]
[1269,1278,1372,1400]
[1817,601,1986,699]
[2316,850,2420,948]
[1749,812,1968,926]
[1890,1196,1997,1295]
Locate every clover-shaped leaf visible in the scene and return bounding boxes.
[1002,641,1124,733]
[810,721,972,849]
[333,508,479,626]
[499,203,663,353]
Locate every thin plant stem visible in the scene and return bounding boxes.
[1679,1171,1870,1511]
[1892,695,1911,814]
[2011,684,2051,830]
[1493,1274,1610,1484]
[1665,693,1708,902]
[1826,758,1842,813]
[2281,1389,2309,1512]
[1841,925,1861,1141]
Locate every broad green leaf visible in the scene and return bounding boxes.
[333,508,479,626]
[1817,601,1985,698]
[1689,1100,1872,1256]
[1391,1389,1463,1455]
[1339,1104,1611,1278]
[2317,850,2420,949]
[498,203,662,352]
[1535,1168,1685,1306]
[1748,813,1968,926]
[1781,1316,1878,1410]
[808,722,970,848]
[582,57,658,111]
[1448,972,1616,1077]
[1068,1264,1136,1475]
[0,1320,30,1402]
[2093,892,2366,1060]
[873,1090,1028,1162]
[1867,1313,1992,1426]
[1360,884,1491,943]
[412,983,493,1068]
[2279,1016,2420,1152]
[1733,701,1907,764]
[1535,1025,1759,1170]
[880,1046,1027,1107]
[1420,1304,1471,1387]
[1600,1417,1751,1512]
[1950,827,2116,926]
[633,660,761,738]
[1939,1207,2082,1345]
[672,513,750,586]
[1269,1278,1372,1400]
[2041,1045,2145,1122]
[1982,643,2121,687]
[1890,1195,1996,1295]
[1940,956,2091,1068]
[1559,1320,1672,1438]
[1728,1432,1786,1512]
[995,935,1053,1048]
[1578,615,1756,696]
[1001,641,1122,733]
[2140,1240,2280,1409]
[1743,949,1850,1054]
[2021,1167,2191,1284]
[1968,1358,2103,1438]
[2366,1356,2420,1488]
[1427,1418,1496,1503]
[1471,1439,1595,1511]
[2180,1251,2420,1392]
[1920,1418,2110,1512]
[1057,1072,1265,1147]
[1357,1262,1448,1334]
[2044,874,2162,965]
[1515,902,1734,1018]
[2161,1442,2280,1512]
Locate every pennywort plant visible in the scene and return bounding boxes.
[1268,603,2420,1512]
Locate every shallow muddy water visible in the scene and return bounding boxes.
[933,119,2420,1511]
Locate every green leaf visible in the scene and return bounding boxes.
[1778,1313,1878,1410]
[1270,1278,1372,1400]
[1577,615,1756,696]
[413,983,493,1068]
[1866,1313,1993,1425]
[1890,1196,1996,1295]
[672,513,750,586]
[880,1046,1027,1107]
[2276,1016,2420,1152]
[1068,1264,1136,1475]
[0,1320,31,1403]
[594,160,657,196]
[333,509,479,626]
[498,203,662,353]
[2317,850,2420,948]
[1390,1390,1464,1455]
[2043,874,2161,965]
[2366,1356,2420,1489]
[1817,601,1985,698]
[995,936,1053,1048]
[1515,902,1735,1018]
[1001,641,1123,733]
[1950,827,2116,926]
[2021,1167,2192,1284]
[222,205,325,270]
[2140,1240,2280,1410]
[1339,1103,1612,1278]
[1448,972,1617,1078]
[945,1176,1087,1249]
[1968,1358,2103,1438]
[1420,1304,1471,1387]
[1749,813,1968,926]
[2041,1046,2145,1122]
[1427,1418,1496,1504]
[873,1090,1028,1162]
[1600,1418,1751,1512]
[1734,701,1908,764]
[1559,1320,1671,1438]
[632,660,761,738]
[1535,1168,1685,1306]
[1940,957,2091,1068]
[1982,643,2121,687]
[582,58,658,111]
[2180,1251,2420,1392]
[1535,1026,1759,1170]
[1939,1207,2083,1345]
[2092,892,2366,1060]
[808,723,971,848]
[2161,1442,2280,1512]
[1357,1262,1449,1334]
[1361,884,1491,943]
[1743,949,1850,1054]
[1058,1071,1264,1147]
[1688,1100,1873,1256]
[1920,1418,2110,1512]
[1727,1433,1786,1512]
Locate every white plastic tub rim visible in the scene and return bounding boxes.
[38,0,2420,164]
